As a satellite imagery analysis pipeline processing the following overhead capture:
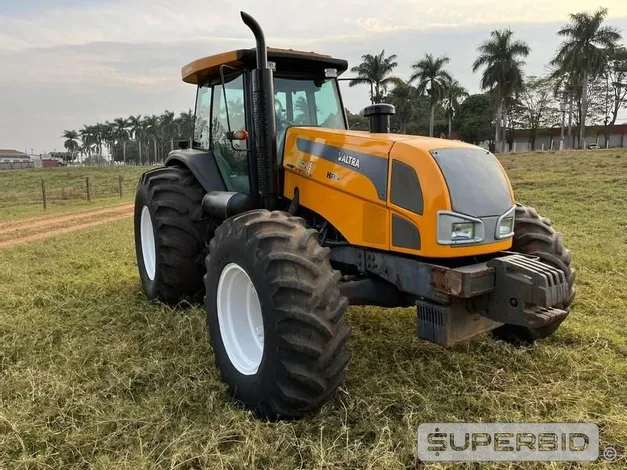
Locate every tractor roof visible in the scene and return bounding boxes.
[181,48,349,85]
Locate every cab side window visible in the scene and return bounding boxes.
[194,85,212,150]
[211,74,250,193]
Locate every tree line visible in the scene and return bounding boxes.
[62,111,194,165]
[347,7,626,151]
[62,7,626,162]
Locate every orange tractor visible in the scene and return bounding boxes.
[134,12,575,419]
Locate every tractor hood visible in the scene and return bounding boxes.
[286,128,514,218]
[282,127,516,256]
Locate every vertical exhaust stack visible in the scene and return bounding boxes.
[364,103,395,133]
[241,12,278,210]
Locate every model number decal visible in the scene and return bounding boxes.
[337,151,360,169]
[326,171,341,182]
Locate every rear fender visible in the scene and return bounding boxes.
[164,149,227,192]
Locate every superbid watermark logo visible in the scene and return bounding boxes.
[417,423,612,462]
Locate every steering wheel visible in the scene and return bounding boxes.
[277,118,295,132]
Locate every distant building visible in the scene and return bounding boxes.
[39,153,64,168]
[509,124,627,152]
[0,149,34,170]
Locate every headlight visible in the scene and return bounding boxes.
[495,207,516,239]
[451,222,474,241]
[437,211,484,245]
[498,216,514,237]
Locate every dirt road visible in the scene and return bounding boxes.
[0,204,134,248]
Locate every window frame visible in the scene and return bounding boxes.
[193,70,258,199]
[273,75,348,130]
[193,83,213,151]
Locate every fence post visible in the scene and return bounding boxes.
[41,180,47,211]
[119,175,123,198]
[86,176,91,202]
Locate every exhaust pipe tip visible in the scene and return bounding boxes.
[240,11,267,69]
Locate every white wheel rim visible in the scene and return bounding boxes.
[217,263,264,375]
[140,206,156,281]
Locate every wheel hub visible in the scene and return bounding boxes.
[140,206,156,280]
[216,263,264,375]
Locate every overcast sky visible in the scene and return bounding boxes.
[1,0,626,154]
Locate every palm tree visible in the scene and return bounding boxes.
[473,29,530,152]
[178,109,194,148]
[349,50,401,104]
[128,115,143,165]
[78,125,96,164]
[160,111,176,159]
[550,7,622,147]
[93,123,106,162]
[386,80,417,134]
[113,118,130,164]
[442,80,469,137]
[62,130,79,163]
[103,121,116,163]
[143,115,160,164]
[409,54,452,137]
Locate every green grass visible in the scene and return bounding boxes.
[1,149,627,469]
[0,166,152,223]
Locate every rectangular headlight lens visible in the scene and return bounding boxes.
[451,222,474,241]
[498,216,514,237]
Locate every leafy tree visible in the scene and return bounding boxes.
[457,93,494,145]
[473,29,530,152]
[349,50,401,104]
[602,47,627,143]
[550,7,622,147]
[346,108,369,131]
[515,76,560,149]
[410,54,452,137]
[386,80,417,133]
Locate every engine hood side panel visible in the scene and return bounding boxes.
[282,127,395,250]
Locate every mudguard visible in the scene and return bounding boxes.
[165,149,226,193]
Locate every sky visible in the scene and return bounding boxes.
[1,0,627,154]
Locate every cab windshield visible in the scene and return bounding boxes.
[274,77,346,135]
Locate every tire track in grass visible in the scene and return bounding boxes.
[0,212,133,248]
[0,204,134,235]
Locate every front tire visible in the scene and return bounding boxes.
[492,204,576,345]
[204,210,350,419]
[134,166,208,304]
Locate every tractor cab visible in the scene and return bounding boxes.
[182,48,350,194]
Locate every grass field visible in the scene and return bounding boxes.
[1,149,627,469]
[0,166,151,224]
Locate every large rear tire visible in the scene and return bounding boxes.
[134,166,208,304]
[204,210,350,419]
[491,204,576,345]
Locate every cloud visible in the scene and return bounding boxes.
[0,0,626,152]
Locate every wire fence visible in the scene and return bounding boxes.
[0,166,152,212]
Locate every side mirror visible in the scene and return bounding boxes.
[226,129,249,141]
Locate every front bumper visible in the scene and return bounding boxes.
[418,254,570,347]
[329,246,570,347]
